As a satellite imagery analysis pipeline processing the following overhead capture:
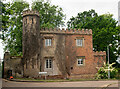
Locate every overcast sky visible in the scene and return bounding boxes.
[0,0,120,59]
[50,0,119,22]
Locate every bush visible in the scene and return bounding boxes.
[95,62,118,79]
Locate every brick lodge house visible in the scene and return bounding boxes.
[3,10,106,79]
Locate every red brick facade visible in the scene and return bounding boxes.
[65,34,95,75]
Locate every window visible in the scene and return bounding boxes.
[46,59,52,68]
[76,38,83,47]
[26,18,27,24]
[26,59,27,69]
[77,57,85,66]
[32,18,34,24]
[45,39,52,46]
[32,58,34,69]
[78,59,83,65]
[37,54,39,68]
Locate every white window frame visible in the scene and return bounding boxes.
[76,38,83,47]
[46,59,52,68]
[45,39,52,46]
[77,58,84,66]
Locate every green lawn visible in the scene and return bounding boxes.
[13,78,118,82]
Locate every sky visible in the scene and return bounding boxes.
[0,0,120,59]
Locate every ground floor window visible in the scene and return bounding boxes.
[77,57,85,66]
[46,59,52,68]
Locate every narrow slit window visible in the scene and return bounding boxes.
[32,18,34,24]
[32,58,34,69]
[26,59,27,69]
[26,18,27,24]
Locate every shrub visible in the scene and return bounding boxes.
[95,62,118,79]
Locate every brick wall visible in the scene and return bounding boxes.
[65,34,98,76]
[3,52,23,78]
[93,51,106,67]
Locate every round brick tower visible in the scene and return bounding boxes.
[22,10,40,77]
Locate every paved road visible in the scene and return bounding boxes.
[2,79,119,88]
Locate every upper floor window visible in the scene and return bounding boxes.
[76,38,84,47]
[45,39,52,46]
[46,59,52,68]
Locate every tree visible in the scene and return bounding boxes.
[1,0,65,56]
[114,26,120,64]
[67,9,98,29]
[2,1,29,56]
[32,0,65,28]
[67,9,118,63]
[1,1,11,39]
[0,58,1,78]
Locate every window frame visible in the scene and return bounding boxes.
[77,58,84,65]
[76,38,84,47]
[45,38,52,47]
[45,58,52,69]
[77,57,85,66]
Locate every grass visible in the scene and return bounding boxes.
[13,78,119,82]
